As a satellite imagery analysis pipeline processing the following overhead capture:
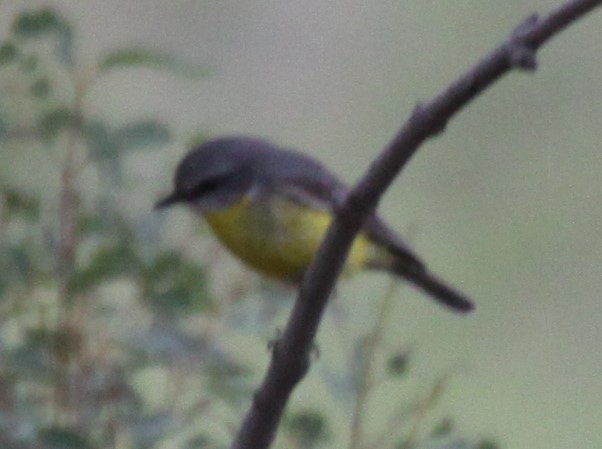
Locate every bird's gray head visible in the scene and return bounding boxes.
[155,137,258,213]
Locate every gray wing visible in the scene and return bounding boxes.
[254,146,424,269]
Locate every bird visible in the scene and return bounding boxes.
[155,136,473,313]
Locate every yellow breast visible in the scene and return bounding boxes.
[203,194,375,281]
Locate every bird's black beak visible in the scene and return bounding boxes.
[154,191,182,210]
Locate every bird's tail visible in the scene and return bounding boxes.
[388,259,474,313]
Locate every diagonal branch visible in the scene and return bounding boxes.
[230,1,602,448]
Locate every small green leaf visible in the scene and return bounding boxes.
[82,120,116,161]
[31,77,51,98]
[8,328,64,380]
[38,106,75,141]
[12,9,74,65]
[13,9,63,38]
[37,427,93,449]
[476,439,500,449]
[68,243,140,295]
[1,187,40,219]
[204,355,251,404]
[99,47,209,78]
[387,352,410,377]
[285,410,330,447]
[431,417,454,437]
[114,120,170,152]
[5,245,33,284]
[142,251,212,315]
[9,345,54,381]
[0,41,18,65]
[77,214,108,236]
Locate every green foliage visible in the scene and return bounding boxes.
[13,9,67,38]
[431,417,454,438]
[284,409,330,448]
[69,242,141,295]
[19,53,39,72]
[476,440,500,449]
[387,351,410,377]
[38,106,76,141]
[80,119,170,181]
[3,244,35,285]
[81,120,114,160]
[0,41,18,65]
[1,186,40,219]
[37,427,95,449]
[31,76,51,98]
[12,8,73,64]
[0,6,230,449]
[8,333,56,381]
[142,250,212,315]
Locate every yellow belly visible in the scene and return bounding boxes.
[203,195,377,281]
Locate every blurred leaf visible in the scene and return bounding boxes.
[13,9,63,38]
[131,322,211,361]
[114,120,170,152]
[31,77,51,98]
[129,413,174,449]
[431,417,454,438]
[187,434,223,449]
[82,120,116,161]
[9,345,52,381]
[37,427,93,449]
[92,371,143,415]
[77,214,108,237]
[69,242,140,295]
[19,54,39,72]
[98,47,209,78]
[409,441,473,449]
[4,245,33,284]
[1,186,40,219]
[476,440,500,449]
[142,251,212,315]
[13,9,74,65]
[204,353,252,404]
[8,329,57,381]
[38,106,75,141]
[284,409,330,447]
[387,351,410,377]
[52,327,83,364]
[0,41,18,65]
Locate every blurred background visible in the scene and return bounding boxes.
[0,1,600,449]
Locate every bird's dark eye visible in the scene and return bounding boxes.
[186,177,222,199]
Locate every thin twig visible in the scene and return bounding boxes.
[348,280,397,449]
[397,375,448,449]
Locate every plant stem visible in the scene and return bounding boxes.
[348,280,397,449]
